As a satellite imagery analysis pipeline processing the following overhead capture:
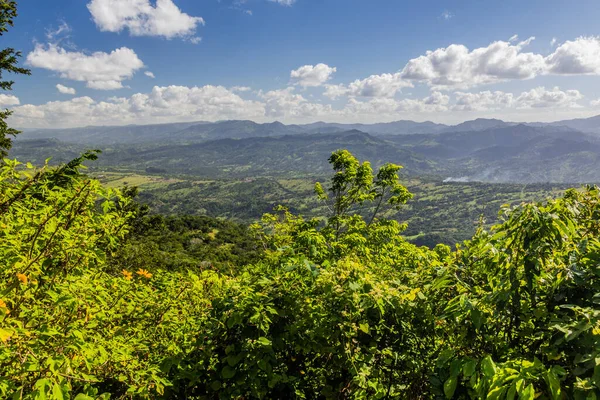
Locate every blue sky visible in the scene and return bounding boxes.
[3,0,600,128]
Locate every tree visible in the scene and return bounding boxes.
[0,0,31,158]
[314,149,413,238]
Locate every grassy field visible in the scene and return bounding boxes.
[92,171,182,189]
[101,170,570,246]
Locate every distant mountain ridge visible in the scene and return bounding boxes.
[19,114,599,145]
[12,114,600,184]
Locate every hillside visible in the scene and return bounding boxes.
[13,117,600,183]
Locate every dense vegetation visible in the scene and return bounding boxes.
[4,147,600,399]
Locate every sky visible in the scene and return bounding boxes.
[3,0,600,128]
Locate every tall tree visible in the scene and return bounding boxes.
[0,0,30,158]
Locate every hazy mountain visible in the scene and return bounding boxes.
[301,120,448,135]
[442,118,511,133]
[385,124,600,183]
[18,119,450,145]
[18,115,600,147]
[20,122,203,145]
[545,114,600,134]
[13,115,600,183]
[89,130,436,178]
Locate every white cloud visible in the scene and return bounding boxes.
[550,37,557,47]
[290,64,337,87]
[231,86,251,92]
[56,84,76,95]
[397,36,600,90]
[440,10,453,20]
[400,37,545,89]
[87,0,205,40]
[0,94,20,107]
[9,84,596,128]
[144,71,156,78]
[453,87,583,111]
[454,91,514,111]
[343,92,449,116]
[46,21,72,42]
[260,87,332,118]
[269,0,296,6]
[323,84,349,100]
[545,36,600,74]
[347,73,412,97]
[26,44,144,90]
[324,73,412,99]
[10,85,265,128]
[515,86,583,109]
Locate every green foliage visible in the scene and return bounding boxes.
[0,157,225,398]
[315,149,412,236]
[433,185,600,398]
[110,209,264,275]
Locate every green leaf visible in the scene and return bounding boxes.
[257,337,272,346]
[52,383,64,400]
[74,395,94,400]
[506,384,517,400]
[0,328,12,342]
[545,368,562,400]
[462,360,476,377]
[518,383,535,400]
[470,308,483,329]
[359,323,370,334]
[222,366,236,379]
[444,376,457,399]
[481,356,497,378]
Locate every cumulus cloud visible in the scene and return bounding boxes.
[10,85,265,128]
[325,36,600,98]
[144,71,156,78]
[290,64,337,87]
[591,99,600,107]
[400,37,545,89]
[323,84,349,100]
[397,36,600,90]
[260,87,332,118]
[87,0,204,41]
[515,86,583,108]
[56,84,76,95]
[0,94,20,107]
[453,87,583,111]
[454,91,514,111]
[343,92,449,116]
[324,73,412,99]
[26,44,144,90]
[545,36,600,75]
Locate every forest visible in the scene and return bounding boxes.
[3,1,600,399]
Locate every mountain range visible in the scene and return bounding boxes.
[19,114,600,145]
[12,114,600,183]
